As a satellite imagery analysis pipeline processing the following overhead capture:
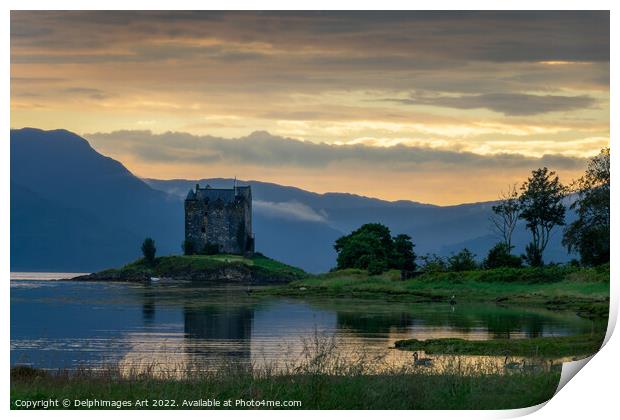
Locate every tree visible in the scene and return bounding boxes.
[563,148,610,266]
[518,168,566,266]
[368,259,388,276]
[141,237,156,264]
[333,223,417,274]
[490,184,520,250]
[334,223,393,272]
[447,248,478,272]
[392,234,417,271]
[483,243,522,269]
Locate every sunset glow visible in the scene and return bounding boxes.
[11,11,609,204]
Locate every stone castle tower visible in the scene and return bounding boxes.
[184,183,254,255]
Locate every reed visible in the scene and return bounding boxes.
[11,332,561,410]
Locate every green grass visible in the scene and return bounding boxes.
[11,362,560,410]
[394,334,606,358]
[86,253,307,283]
[250,254,308,280]
[10,325,565,410]
[261,265,609,318]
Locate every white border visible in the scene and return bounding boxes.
[3,2,617,419]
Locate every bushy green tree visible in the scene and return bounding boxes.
[518,167,566,266]
[334,224,390,271]
[448,248,478,272]
[563,148,610,266]
[141,237,156,264]
[392,234,417,271]
[334,223,416,274]
[483,243,522,269]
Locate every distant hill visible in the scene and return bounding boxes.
[11,182,141,271]
[11,128,183,271]
[146,178,577,267]
[10,128,575,273]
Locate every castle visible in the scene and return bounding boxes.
[184,183,254,255]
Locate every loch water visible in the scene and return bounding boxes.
[11,273,603,374]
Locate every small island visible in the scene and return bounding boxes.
[74,183,307,284]
[72,253,306,284]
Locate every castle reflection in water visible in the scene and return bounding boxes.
[132,283,598,371]
[9,279,600,372]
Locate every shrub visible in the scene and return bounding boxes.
[202,243,220,255]
[483,243,522,269]
[523,242,543,267]
[419,254,448,273]
[447,248,478,271]
[181,240,195,255]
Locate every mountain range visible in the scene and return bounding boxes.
[11,128,575,273]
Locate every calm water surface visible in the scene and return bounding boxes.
[11,273,603,373]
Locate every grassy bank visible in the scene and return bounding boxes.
[394,334,605,358]
[11,364,559,410]
[75,253,306,283]
[263,265,609,318]
[11,328,564,410]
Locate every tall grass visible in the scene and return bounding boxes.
[11,333,560,410]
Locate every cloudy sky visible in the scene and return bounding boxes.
[11,11,609,204]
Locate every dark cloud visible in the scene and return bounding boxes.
[10,11,610,101]
[11,11,609,63]
[86,130,587,172]
[392,93,597,116]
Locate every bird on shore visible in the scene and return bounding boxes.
[521,359,542,372]
[503,355,523,370]
[413,352,433,367]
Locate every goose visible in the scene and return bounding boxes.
[413,351,433,367]
[521,360,541,372]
